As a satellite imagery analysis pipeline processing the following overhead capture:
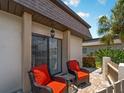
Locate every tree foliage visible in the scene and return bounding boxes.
[98,16,114,45]
[111,0,124,42]
[98,0,124,44]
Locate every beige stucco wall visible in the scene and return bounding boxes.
[0,10,64,92]
[0,10,85,92]
[0,10,22,93]
[70,34,83,66]
[32,22,63,39]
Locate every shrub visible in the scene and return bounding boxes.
[83,56,96,67]
[95,48,124,64]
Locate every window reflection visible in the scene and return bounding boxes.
[32,35,62,75]
[32,36,48,66]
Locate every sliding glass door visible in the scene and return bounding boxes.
[32,35,48,66]
[49,38,62,75]
[32,34,62,75]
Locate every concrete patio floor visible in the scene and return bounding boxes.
[76,68,110,93]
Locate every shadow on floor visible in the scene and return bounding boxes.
[83,67,97,73]
[77,82,91,89]
[72,82,91,93]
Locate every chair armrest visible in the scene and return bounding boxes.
[34,82,53,93]
[53,76,67,83]
[80,68,89,73]
[68,69,77,74]
[68,69,78,80]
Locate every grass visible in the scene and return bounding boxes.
[96,61,102,68]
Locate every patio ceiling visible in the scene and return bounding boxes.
[0,0,67,31]
[0,0,92,39]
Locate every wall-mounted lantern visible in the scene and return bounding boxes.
[50,28,55,38]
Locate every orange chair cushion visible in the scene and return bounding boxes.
[47,81,66,93]
[68,60,80,71]
[32,64,51,85]
[76,71,89,80]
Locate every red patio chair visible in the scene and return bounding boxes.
[28,64,67,93]
[67,60,90,85]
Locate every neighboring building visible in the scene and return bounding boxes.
[0,0,91,93]
[82,38,123,57]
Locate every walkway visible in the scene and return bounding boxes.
[77,68,110,93]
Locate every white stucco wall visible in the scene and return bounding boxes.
[32,22,63,39]
[82,44,123,57]
[70,35,82,66]
[0,10,22,93]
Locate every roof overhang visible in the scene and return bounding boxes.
[0,0,92,39]
[82,38,122,47]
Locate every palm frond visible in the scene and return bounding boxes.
[119,31,124,42]
[100,30,114,45]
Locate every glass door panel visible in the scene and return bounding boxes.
[32,35,48,67]
[49,38,62,75]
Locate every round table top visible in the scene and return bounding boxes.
[55,73,75,81]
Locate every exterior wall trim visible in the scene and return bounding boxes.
[62,30,71,73]
[22,12,32,93]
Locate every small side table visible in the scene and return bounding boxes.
[55,73,76,93]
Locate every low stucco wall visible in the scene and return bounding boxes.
[70,35,82,66]
[0,10,22,93]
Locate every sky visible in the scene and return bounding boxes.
[62,0,116,38]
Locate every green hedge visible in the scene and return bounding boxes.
[95,48,124,64]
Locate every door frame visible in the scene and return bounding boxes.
[32,33,62,75]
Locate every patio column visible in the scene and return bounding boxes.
[103,57,111,80]
[62,30,71,73]
[118,63,124,80]
[22,12,32,93]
